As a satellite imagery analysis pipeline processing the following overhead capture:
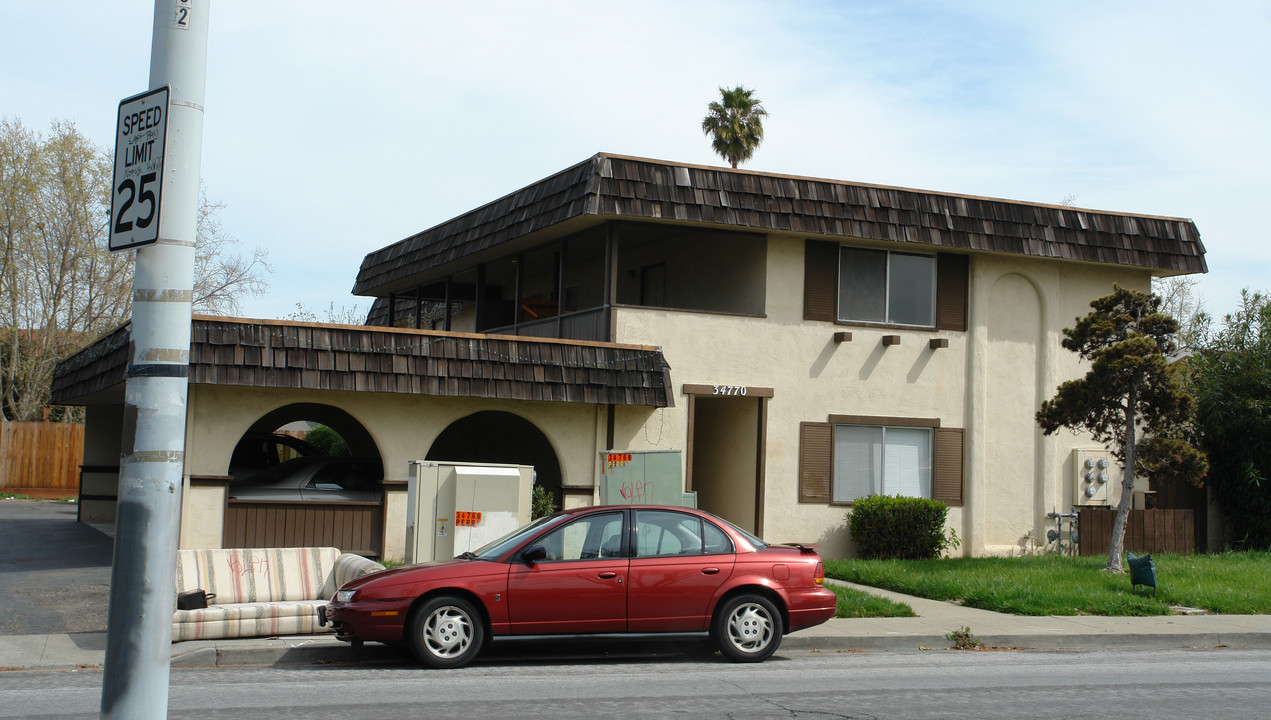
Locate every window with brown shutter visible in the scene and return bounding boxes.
[803,240,969,331]
[932,426,965,506]
[799,418,966,507]
[936,254,968,332]
[798,421,833,503]
[803,241,838,322]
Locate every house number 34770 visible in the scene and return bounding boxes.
[712,385,747,396]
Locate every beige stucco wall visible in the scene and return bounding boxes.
[172,231,1158,561]
[180,384,611,559]
[179,482,226,549]
[613,232,1154,559]
[983,273,1042,550]
[383,484,408,563]
[184,385,606,487]
[79,404,124,524]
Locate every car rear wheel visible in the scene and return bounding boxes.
[711,594,782,662]
[407,595,484,668]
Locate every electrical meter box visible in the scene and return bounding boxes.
[406,461,533,564]
[599,450,696,507]
[1072,449,1119,506]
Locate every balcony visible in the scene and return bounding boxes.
[486,306,611,343]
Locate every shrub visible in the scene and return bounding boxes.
[1189,291,1271,549]
[848,495,958,560]
[946,626,983,650]
[304,424,349,456]
[531,485,556,520]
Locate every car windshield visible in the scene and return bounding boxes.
[469,514,563,560]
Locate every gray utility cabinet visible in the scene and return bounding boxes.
[598,450,696,507]
[405,461,533,563]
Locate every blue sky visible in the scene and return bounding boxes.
[4,1,1268,321]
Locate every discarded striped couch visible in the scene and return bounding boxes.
[172,546,384,642]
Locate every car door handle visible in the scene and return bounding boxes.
[598,571,618,579]
[701,567,720,575]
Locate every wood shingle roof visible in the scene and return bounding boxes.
[353,153,1206,297]
[51,316,671,408]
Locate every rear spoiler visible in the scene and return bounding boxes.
[778,543,820,555]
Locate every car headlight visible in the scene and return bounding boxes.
[334,589,357,603]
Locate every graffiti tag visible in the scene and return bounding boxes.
[227,556,270,577]
[619,477,653,503]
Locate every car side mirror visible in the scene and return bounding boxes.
[520,545,547,564]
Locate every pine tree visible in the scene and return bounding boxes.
[1037,285,1206,572]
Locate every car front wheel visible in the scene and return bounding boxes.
[711,593,783,662]
[407,595,485,668]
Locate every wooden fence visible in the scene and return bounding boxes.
[224,499,384,557]
[0,421,84,490]
[1078,507,1195,556]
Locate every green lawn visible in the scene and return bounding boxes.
[2,492,75,502]
[827,582,915,618]
[825,552,1271,616]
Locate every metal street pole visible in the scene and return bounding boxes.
[100,2,208,718]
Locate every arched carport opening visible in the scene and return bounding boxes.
[223,403,386,556]
[238,403,381,466]
[425,411,562,504]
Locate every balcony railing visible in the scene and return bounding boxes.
[486,306,611,343]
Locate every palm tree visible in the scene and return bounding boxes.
[701,86,769,169]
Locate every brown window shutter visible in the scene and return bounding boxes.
[804,240,838,322]
[935,253,968,331]
[932,427,965,506]
[798,421,833,503]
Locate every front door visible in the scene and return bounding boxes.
[506,510,627,634]
[687,387,771,535]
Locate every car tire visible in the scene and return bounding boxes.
[407,595,485,669]
[711,593,783,662]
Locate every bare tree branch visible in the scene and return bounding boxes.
[192,185,272,315]
[0,118,271,419]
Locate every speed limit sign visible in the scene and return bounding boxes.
[109,86,170,251]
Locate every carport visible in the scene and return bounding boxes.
[51,315,671,559]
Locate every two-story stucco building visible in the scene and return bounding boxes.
[53,153,1206,560]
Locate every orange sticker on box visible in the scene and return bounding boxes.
[455,511,482,527]
[606,452,634,471]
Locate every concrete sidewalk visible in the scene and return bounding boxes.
[5,581,1270,672]
[783,581,1271,652]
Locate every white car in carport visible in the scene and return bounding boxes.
[228,456,382,503]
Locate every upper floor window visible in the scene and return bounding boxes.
[804,240,967,331]
[838,248,935,327]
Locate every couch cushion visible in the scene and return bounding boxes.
[324,553,387,599]
[172,600,329,641]
[175,547,341,605]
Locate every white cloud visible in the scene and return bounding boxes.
[3,0,1266,320]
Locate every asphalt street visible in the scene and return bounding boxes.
[0,499,113,635]
[2,648,1269,719]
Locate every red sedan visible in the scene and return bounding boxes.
[321,504,837,668]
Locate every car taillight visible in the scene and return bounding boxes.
[814,561,824,586]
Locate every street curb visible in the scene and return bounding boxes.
[161,631,1271,669]
[170,639,399,668]
[784,632,1271,653]
[9,630,1271,672]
